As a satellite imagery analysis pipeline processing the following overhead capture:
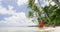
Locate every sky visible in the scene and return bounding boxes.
[0,0,37,27]
[0,0,55,27]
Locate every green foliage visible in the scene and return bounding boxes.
[28,11,34,18]
[32,4,40,12]
[28,0,60,26]
[43,5,60,26]
[37,18,41,24]
[28,0,35,8]
[28,0,41,25]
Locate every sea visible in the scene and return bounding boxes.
[0,27,39,32]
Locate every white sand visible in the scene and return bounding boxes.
[0,27,60,32]
[0,27,39,32]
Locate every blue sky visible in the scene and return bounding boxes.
[0,0,37,27]
[0,0,55,27]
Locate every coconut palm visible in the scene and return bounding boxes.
[28,0,42,25]
[28,0,60,26]
[42,4,60,26]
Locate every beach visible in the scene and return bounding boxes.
[0,27,39,32]
[0,27,60,32]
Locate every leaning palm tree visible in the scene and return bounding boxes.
[42,4,60,26]
[41,0,60,26]
[28,0,42,25]
[28,0,60,26]
[28,0,52,26]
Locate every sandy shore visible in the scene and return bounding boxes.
[0,27,60,32]
[0,27,39,32]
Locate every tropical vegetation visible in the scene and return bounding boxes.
[28,0,60,26]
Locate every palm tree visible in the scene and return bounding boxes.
[42,4,60,26]
[28,0,60,26]
[28,0,42,25]
[28,0,52,26]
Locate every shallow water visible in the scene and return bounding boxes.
[0,27,60,32]
[0,27,39,32]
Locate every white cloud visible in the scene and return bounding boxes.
[38,0,49,7]
[0,6,16,15]
[50,2,55,5]
[17,0,28,6]
[0,12,37,26]
[42,1,49,7]
[3,12,36,26]
[8,5,14,10]
[35,0,38,3]
[38,0,55,7]
[0,5,37,27]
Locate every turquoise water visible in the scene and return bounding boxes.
[0,27,39,32]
